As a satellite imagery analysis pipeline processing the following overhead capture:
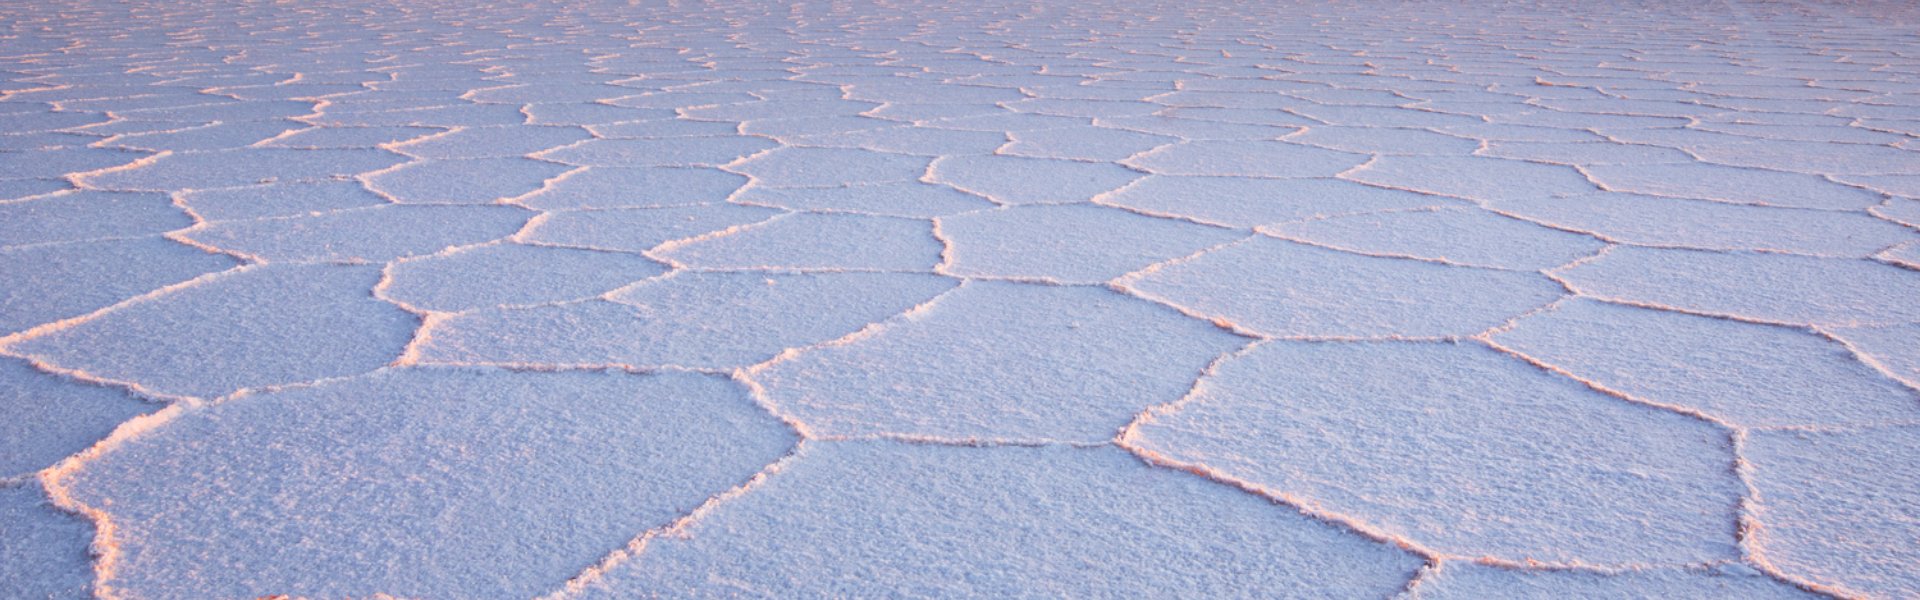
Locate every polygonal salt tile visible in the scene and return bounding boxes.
[1691,123,1896,145]
[599,92,748,112]
[1007,98,1162,119]
[1416,563,1818,599]
[0,109,106,134]
[1291,104,1485,128]
[0,482,95,600]
[467,83,640,104]
[1131,341,1744,564]
[733,181,993,218]
[1490,193,1916,257]
[12,264,415,398]
[1744,427,1920,599]
[221,83,367,101]
[117,100,315,123]
[524,204,780,253]
[308,104,529,128]
[1,179,73,202]
[383,244,667,312]
[183,204,527,263]
[363,157,570,204]
[1266,207,1606,270]
[763,281,1243,441]
[861,102,1003,122]
[103,120,303,153]
[60,368,795,600]
[589,118,741,139]
[1556,247,1920,325]
[322,102,533,127]
[1827,323,1920,390]
[940,204,1243,283]
[1155,79,1318,93]
[1529,99,1716,120]
[1496,110,1687,130]
[1582,164,1882,210]
[77,148,407,190]
[420,272,956,369]
[925,112,1090,133]
[1493,299,1919,427]
[523,102,669,126]
[845,82,1026,104]
[1441,122,1609,143]
[536,137,776,167]
[1102,176,1458,228]
[929,155,1139,205]
[1292,88,1420,106]
[52,103,206,124]
[0,237,238,335]
[1095,115,1301,140]
[1880,240,1920,269]
[605,91,759,110]
[1286,126,1480,155]
[1001,127,1177,161]
[789,126,1011,156]
[518,166,747,210]
[657,213,939,270]
[1160,107,1318,127]
[259,126,443,148]
[741,116,895,138]
[390,125,593,159]
[1345,155,1597,202]
[0,146,150,180]
[730,147,930,187]
[1151,89,1313,109]
[0,191,192,247]
[1875,198,1920,228]
[1839,174,1920,200]
[0,357,155,477]
[1601,126,1795,150]
[1689,140,1920,176]
[685,98,878,121]
[1127,237,1561,337]
[178,181,388,222]
[584,442,1421,598]
[1479,141,1696,165]
[1123,141,1366,178]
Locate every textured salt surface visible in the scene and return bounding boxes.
[2,0,1918,597]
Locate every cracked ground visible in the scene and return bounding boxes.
[3,0,1920,598]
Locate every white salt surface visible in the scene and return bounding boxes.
[1,0,1917,597]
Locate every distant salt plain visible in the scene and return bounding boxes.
[2,0,1919,597]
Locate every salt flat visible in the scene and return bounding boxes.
[2,0,1918,597]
